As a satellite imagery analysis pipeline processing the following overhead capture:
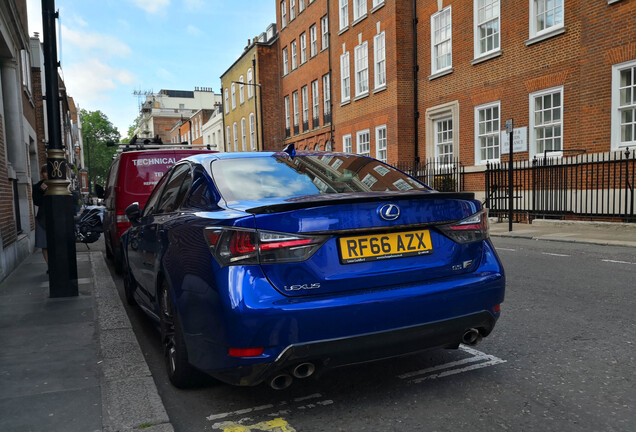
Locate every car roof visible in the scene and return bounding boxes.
[182,151,363,164]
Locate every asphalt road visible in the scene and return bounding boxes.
[100,237,636,432]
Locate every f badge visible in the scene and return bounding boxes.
[378,203,400,221]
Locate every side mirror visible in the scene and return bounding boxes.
[125,202,141,225]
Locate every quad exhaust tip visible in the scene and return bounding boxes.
[292,362,315,379]
[462,328,483,346]
[269,373,293,390]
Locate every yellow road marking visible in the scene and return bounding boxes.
[215,417,297,432]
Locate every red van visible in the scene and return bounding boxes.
[103,147,216,270]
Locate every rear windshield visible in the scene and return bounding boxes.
[212,155,429,202]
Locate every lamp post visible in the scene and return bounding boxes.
[41,0,78,297]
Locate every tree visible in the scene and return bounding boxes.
[80,109,120,191]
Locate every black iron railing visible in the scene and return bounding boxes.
[485,149,636,222]
[396,158,465,192]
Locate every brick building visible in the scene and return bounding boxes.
[417,0,636,199]
[278,0,333,151]
[221,24,282,152]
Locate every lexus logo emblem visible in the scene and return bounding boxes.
[379,204,400,221]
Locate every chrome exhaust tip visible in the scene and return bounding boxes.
[269,373,293,390]
[462,328,482,346]
[292,362,315,379]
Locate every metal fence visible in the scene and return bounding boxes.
[485,149,636,222]
[396,158,465,192]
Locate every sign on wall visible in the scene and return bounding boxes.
[500,127,528,154]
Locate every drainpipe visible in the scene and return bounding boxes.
[220,86,227,151]
[413,0,420,164]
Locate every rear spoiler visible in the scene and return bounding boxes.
[246,191,476,214]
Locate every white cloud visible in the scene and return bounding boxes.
[156,68,176,82]
[26,0,43,37]
[64,59,136,105]
[130,0,170,14]
[184,0,205,10]
[61,25,132,58]
[186,25,203,36]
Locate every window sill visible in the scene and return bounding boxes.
[525,26,566,46]
[471,50,502,65]
[373,85,387,94]
[371,2,385,13]
[607,0,623,4]
[338,26,349,36]
[351,14,367,27]
[354,92,369,102]
[428,68,453,81]
[340,100,351,107]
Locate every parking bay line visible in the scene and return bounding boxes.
[602,259,636,265]
[207,393,333,422]
[398,346,506,384]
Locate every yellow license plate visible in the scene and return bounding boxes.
[339,230,433,264]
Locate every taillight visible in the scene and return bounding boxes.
[437,209,489,244]
[204,227,326,266]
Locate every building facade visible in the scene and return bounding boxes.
[278,0,334,151]
[221,24,281,152]
[135,88,221,144]
[201,105,224,151]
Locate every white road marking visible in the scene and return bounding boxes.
[398,345,506,384]
[207,393,332,422]
[496,248,516,252]
[542,252,570,257]
[602,259,636,265]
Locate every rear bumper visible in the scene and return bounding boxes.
[207,311,497,386]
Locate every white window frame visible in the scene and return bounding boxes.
[374,31,386,90]
[357,129,370,156]
[224,88,229,113]
[474,101,501,164]
[226,126,231,151]
[239,75,245,104]
[354,41,369,97]
[293,91,300,127]
[281,0,287,28]
[231,83,236,109]
[372,0,384,8]
[302,85,309,126]
[284,95,291,130]
[343,134,352,153]
[291,40,298,70]
[434,118,454,164]
[247,68,253,98]
[283,47,289,75]
[353,0,367,22]
[290,0,296,21]
[21,50,32,94]
[339,0,349,30]
[340,51,351,102]
[529,0,564,41]
[233,122,238,152]
[323,73,331,116]
[299,0,305,13]
[312,79,320,121]
[474,0,500,59]
[300,32,307,64]
[375,125,387,163]
[431,6,452,74]
[310,25,318,57]
[321,15,329,50]
[611,59,636,150]
[241,118,247,151]
[529,86,564,159]
[249,114,256,150]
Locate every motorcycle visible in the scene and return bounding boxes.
[75,206,104,246]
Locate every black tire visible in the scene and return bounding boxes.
[159,282,198,388]
[114,248,124,274]
[123,264,137,306]
[105,236,114,260]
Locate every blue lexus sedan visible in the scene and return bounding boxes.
[122,149,505,389]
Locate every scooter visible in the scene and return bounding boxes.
[75,206,104,246]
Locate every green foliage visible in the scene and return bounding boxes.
[80,109,120,190]
[122,114,141,144]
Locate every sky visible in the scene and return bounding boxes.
[26,0,276,138]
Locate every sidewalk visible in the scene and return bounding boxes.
[489,219,636,248]
[0,248,173,432]
[0,220,634,431]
